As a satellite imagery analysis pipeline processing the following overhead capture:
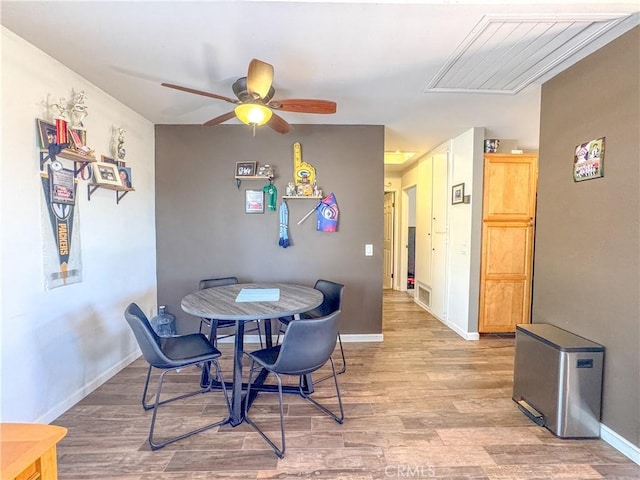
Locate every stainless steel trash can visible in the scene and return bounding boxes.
[512,323,604,438]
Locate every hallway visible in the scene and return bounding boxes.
[52,290,638,479]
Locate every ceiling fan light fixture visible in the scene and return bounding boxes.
[235,103,272,126]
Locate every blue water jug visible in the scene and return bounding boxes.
[151,306,176,337]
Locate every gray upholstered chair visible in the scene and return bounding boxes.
[244,310,344,458]
[277,279,346,378]
[124,303,230,450]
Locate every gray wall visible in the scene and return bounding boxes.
[155,124,384,335]
[534,27,639,446]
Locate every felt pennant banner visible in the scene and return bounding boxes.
[40,168,82,289]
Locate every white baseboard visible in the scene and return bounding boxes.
[447,323,479,341]
[340,334,384,342]
[414,298,479,341]
[219,333,384,344]
[600,423,640,464]
[37,349,141,424]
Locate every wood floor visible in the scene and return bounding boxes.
[53,290,639,479]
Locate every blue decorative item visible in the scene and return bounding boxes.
[279,200,290,248]
[316,193,339,232]
[48,142,70,159]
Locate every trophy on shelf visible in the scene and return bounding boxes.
[70,90,88,130]
[66,90,94,157]
[117,128,126,162]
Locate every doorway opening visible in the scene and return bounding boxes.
[402,185,417,296]
[407,226,415,289]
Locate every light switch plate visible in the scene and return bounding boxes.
[365,244,373,256]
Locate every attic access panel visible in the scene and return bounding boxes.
[424,13,630,94]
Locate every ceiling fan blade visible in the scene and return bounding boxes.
[267,113,292,134]
[269,99,337,114]
[203,111,237,126]
[247,59,274,99]
[161,82,238,104]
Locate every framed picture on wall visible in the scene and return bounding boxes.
[49,166,76,205]
[37,119,57,149]
[245,189,264,214]
[236,161,257,176]
[118,166,133,189]
[573,137,605,182]
[93,161,123,187]
[452,183,465,205]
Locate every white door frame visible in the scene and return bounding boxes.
[383,191,395,289]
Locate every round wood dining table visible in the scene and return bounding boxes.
[181,282,323,426]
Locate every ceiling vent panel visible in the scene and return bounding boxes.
[425,14,629,94]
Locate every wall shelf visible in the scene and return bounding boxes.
[234,175,274,189]
[282,195,322,199]
[87,183,135,204]
[40,149,96,177]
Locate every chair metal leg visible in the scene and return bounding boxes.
[141,364,154,410]
[299,357,344,424]
[244,359,286,458]
[310,334,346,384]
[146,359,231,450]
[142,361,215,411]
[198,318,208,334]
[335,333,346,374]
[209,320,263,348]
[254,320,264,349]
[244,357,343,458]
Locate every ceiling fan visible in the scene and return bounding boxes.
[161,59,337,134]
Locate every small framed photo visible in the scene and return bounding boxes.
[574,137,605,182]
[118,166,133,189]
[93,161,123,187]
[236,161,257,177]
[37,119,57,149]
[245,189,264,214]
[452,183,465,205]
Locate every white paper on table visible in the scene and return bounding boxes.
[235,288,281,302]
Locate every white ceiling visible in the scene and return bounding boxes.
[2,1,638,165]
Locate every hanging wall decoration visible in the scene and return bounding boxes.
[287,142,323,197]
[573,137,605,182]
[40,165,82,289]
[316,193,339,232]
[37,106,84,289]
[245,189,265,214]
[278,200,291,248]
[296,193,340,232]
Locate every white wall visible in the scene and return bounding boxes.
[395,129,484,338]
[446,128,484,339]
[1,27,157,423]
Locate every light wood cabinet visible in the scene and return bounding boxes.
[1,423,67,480]
[479,153,538,333]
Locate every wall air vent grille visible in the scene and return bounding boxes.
[417,283,431,308]
[424,14,629,95]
